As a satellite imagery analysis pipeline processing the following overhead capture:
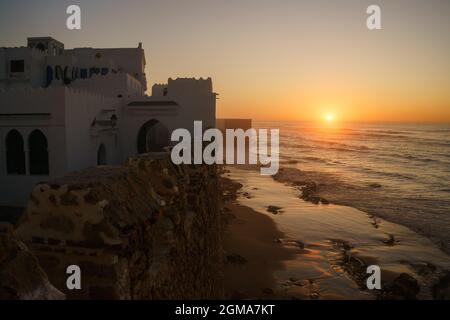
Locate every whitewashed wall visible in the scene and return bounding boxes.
[64,88,121,172]
[0,87,67,206]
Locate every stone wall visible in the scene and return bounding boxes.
[15,153,223,299]
[0,223,65,300]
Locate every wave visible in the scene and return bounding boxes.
[357,167,415,180]
[300,156,329,163]
[282,143,370,154]
[288,138,371,153]
[381,153,450,166]
[393,154,439,163]
[307,139,370,149]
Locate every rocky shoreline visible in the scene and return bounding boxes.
[222,166,450,300]
[273,166,450,256]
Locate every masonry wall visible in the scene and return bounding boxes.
[15,153,223,299]
[166,78,216,131]
[0,223,65,300]
[0,47,47,89]
[64,88,121,171]
[70,73,143,98]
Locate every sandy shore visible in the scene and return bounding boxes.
[221,177,298,299]
[221,166,450,300]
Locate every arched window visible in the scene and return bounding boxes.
[29,130,49,175]
[97,144,107,165]
[6,130,26,175]
[36,43,46,52]
[137,119,170,154]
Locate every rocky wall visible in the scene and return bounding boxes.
[0,223,65,300]
[15,153,223,299]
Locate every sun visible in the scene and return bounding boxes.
[325,114,335,122]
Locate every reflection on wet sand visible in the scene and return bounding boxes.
[222,167,450,300]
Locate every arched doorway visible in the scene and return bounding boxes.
[6,130,26,175]
[97,144,107,165]
[29,130,49,175]
[137,119,170,154]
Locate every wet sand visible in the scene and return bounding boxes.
[222,167,450,300]
[273,166,450,255]
[222,201,298,299]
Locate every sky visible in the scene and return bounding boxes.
[1,0,449,122]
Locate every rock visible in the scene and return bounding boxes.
[267,205,282,215]
[432,270,450,299]
[294,240,305,249]
[0,225,65,300]
[382,234,396,246]
[371,217,380,229]
[305,182,317,191]
[309,196,320,204]
[411,262,436,276]
[381,273,420,300]
[242,192,253,199]
[310,292,320,299]
[226,253,247,265]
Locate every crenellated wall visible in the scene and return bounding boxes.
[15,153,223,299]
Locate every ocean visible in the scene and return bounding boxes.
[253,121,450,254]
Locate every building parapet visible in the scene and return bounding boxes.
[15,153,223,299]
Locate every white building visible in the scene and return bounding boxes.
[0,37,217,206]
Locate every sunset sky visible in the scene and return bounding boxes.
[1,0,449,122]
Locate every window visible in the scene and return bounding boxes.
[6,130,26,175]
[97,144,107,165]
[29,130,49,175]
[10,60,24,73]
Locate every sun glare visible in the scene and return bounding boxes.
[325,114,334,122]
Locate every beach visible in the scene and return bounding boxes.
[221,166,450,300]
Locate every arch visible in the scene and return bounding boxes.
[97,144,107,166]
[29,130,49,175]
[6,130,26,175]
[137,119,170,154]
